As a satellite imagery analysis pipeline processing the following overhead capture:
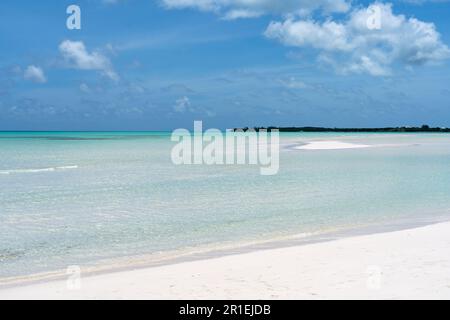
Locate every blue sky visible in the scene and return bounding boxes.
[0,0,449,130]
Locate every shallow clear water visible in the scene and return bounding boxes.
[1,132,450,278]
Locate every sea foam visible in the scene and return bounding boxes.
[0,165,78,175]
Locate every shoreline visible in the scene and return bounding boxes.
[1,212,448,288]
[1,216,450,299]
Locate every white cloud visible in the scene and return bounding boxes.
[79,83,91,93]
[161,0,351,19]
[59,40,119,81]
[222,9,264,20]
[174,96,191,113]
[278,77,308,89]
[266,20,352,51]
[24,65,47,83]
[265,2,450,76]
[172,96,216,117]
[401,0,450,4]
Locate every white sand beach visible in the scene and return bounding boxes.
[1,221,450,300]
[295,140,372,150]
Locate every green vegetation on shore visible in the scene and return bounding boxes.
[233,125,450,133]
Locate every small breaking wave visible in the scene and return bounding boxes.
[0,165,78,175]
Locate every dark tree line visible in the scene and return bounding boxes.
[233,125,450,133]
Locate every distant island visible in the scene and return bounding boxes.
[233,125,450,133]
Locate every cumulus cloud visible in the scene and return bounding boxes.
[24,65,47,83]
[161,0,351,19]
[265,2,450,76]
[59,40,119,81]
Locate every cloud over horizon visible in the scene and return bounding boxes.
[159,1,450,76]
[23,65,47,83]
[264,3,450,76]
[59,40,119,81]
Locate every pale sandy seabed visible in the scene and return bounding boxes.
[1,221,450,300]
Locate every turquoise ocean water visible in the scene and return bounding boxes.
[1,132,450,279]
